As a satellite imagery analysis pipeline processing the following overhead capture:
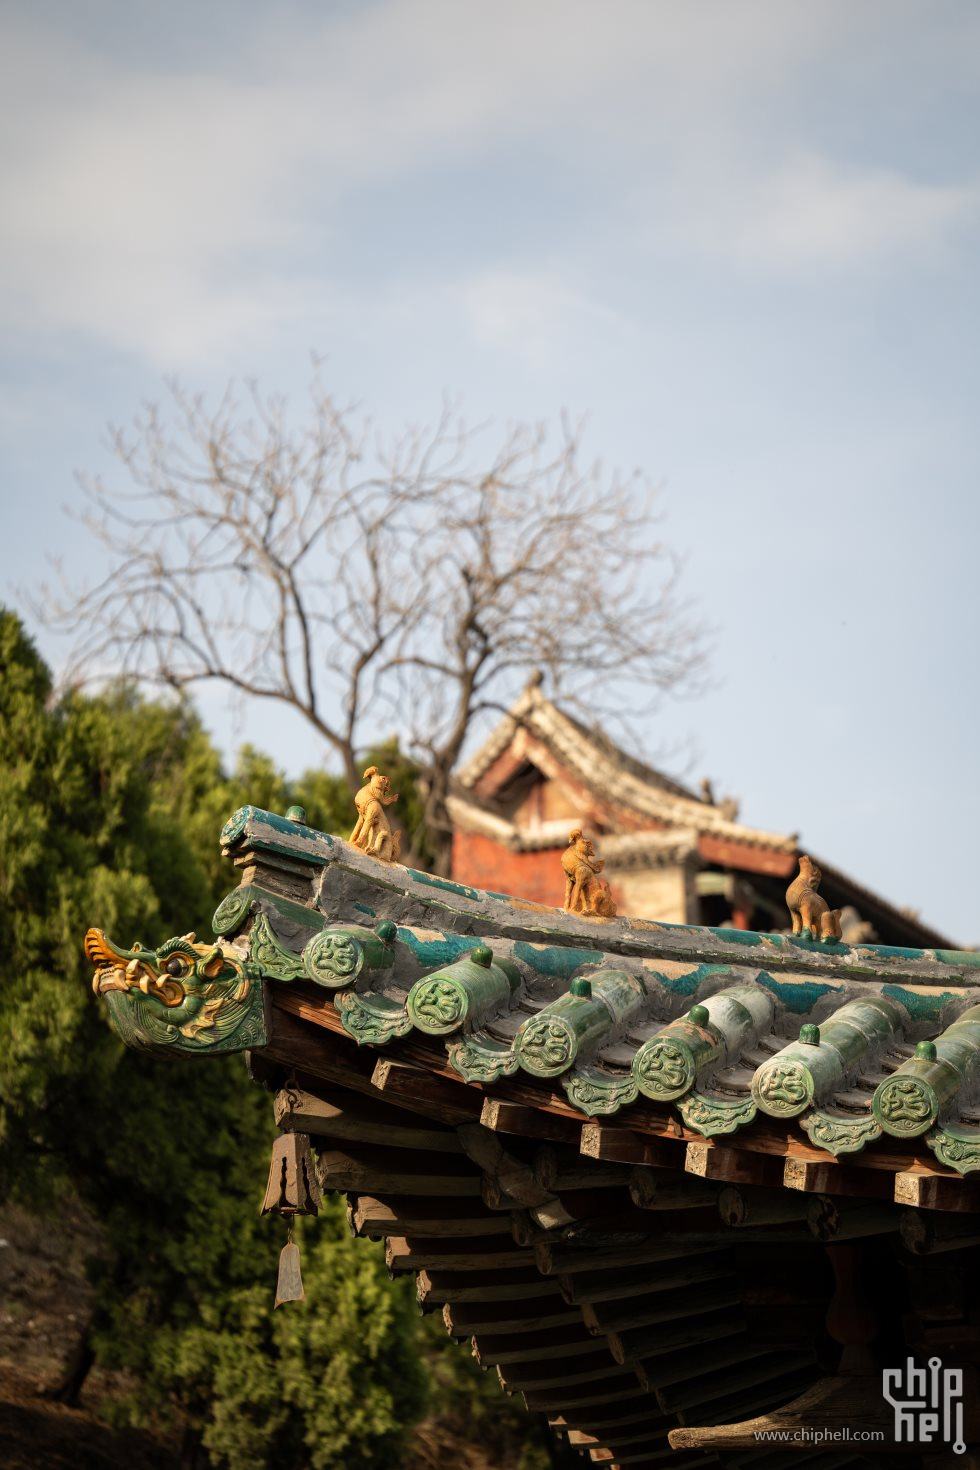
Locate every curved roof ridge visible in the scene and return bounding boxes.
[456,682,694,795]
[456,687,794,851]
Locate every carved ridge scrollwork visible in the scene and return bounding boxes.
[211,885,256,937]
[634,1038,695,1100]
[562,1070,637,1117]
[335,991,412,1046]
[302,930,362,987]
[447,1037,520,1084]
[799,1109,882,1156]
[407,978,465,1033]
[678,1091,757,1137]
[518,1016,575,1077]
[925,1128,980,1175]
[873,1076,937,1136]
[752,1059,813,1117]
[248,914,306,982]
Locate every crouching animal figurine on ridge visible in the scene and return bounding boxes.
[350,766,401,862]
[786,855,842,942]
[561,829,617,919]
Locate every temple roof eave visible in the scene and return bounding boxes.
[93,807,980,1186]
[87,799,980,1470]
[447,789,794,858]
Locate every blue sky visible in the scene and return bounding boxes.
[2,1,978,942]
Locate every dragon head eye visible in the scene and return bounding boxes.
[165,957,187,977]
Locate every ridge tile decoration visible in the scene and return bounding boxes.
[785,854,842,943]
[349,766,401,862]
[85,928,266,1053]
[86,805,980,1171]
[560,829,617,918]
[406,946,522,1035]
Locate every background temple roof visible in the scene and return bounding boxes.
[451,685,955,951]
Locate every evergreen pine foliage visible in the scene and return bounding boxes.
[0,609,431,1465]
[174,1206,427,1470]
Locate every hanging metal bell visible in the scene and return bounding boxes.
[260,1131,321,1217]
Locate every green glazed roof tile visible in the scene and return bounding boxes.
[91,805,980,1164]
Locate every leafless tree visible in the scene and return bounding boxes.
[45,378,708,874]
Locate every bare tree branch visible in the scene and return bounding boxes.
[41,374,710,872]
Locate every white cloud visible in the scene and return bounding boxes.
[666,152,979,273]
[0,1,977,362]
[458,268,638,371]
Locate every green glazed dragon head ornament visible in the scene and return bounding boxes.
[85,928,267,1055]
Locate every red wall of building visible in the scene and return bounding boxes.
[452,831,564,906]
